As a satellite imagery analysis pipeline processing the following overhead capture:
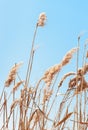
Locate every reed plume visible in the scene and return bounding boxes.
[43,48,77,87]
[37,12,46,26]
[1,12,88,130]
[5,62,23,87]
[61,48,77,66]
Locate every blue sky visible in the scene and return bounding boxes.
[0,0,88,129]
[0,0,88,88]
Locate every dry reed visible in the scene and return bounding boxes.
[54,112,73,127]
[37,12,46,26]
[5,62,23,87]
[12,81,24,93]
[58,72,76,88]
[43,48,77,87]
[0,13,88,130]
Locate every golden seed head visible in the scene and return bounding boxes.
[37,12,46,26]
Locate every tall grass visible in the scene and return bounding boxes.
[0,13,88,130]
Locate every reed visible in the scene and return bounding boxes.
[0,13,88,130]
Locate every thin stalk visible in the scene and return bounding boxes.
[1,110,13,130]
[83,91,86,122]
[73,108,76,130]
[0,86,5,103]
[29,78,42,118]
[76,36,80,129]
[13,66,16,130]
[61,97,73,130]
[14,107,18,130]
[5,96,8,128]
[23,23,38,128]
[24,90,31,126]
[25,24,38,88]
[17,72,25,87]
[79,42,86,127]
[46,72,59,117]
[26,50,35,88]
[13,92,15,130]
[3,92,5,130]
[43,73,60,127]
[83,42,88,123]
[42,101,45,130]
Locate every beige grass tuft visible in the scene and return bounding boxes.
[5,62,23,87]
[43,48,77,87]
[61,48,77,66]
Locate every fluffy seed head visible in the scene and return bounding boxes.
[4,62,23,87]
[37,12,46,26]
[43,64,62,87]
[61,48,77,66]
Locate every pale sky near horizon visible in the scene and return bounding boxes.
[0,1,88,129]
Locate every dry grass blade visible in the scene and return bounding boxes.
[5,62,23,87]
[0,99,7,111]
[27,109,43,129]
[10,99,20,112]
[28,110,37,124]
[58,72,76,88]
[54,112,73,127]
[27,108,53,129]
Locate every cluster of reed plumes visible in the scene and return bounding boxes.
[0,13,88,130]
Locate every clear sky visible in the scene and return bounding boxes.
[1,0,88,87]
[0,0,88,129]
